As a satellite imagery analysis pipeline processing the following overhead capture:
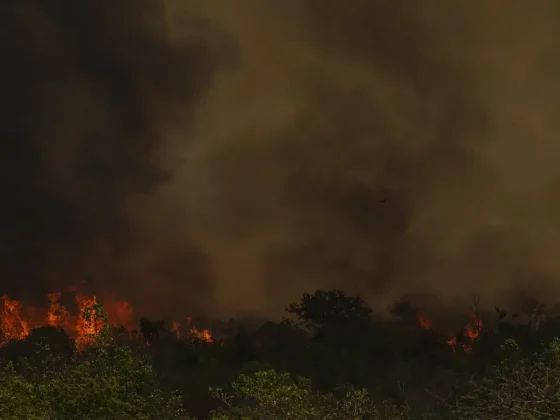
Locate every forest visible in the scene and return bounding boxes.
[1,288,559,419]
[2,1,559,419]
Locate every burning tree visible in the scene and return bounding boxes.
[75,298,112,349]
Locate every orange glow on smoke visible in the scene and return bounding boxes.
[47,292,69,327]
[104,298,135,330]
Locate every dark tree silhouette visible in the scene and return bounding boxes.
[139,317,166,343]
[285,289,373,333]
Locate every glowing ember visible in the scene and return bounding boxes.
[418,314,432,330]
[465,313,482,341]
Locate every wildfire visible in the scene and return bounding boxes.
[172,320,181,339]
[104,298,135,331]
[418,313,432,330]
[190,327,214,343]
[2,286,485,354]
[74,293,104,349]
[171,317,214,343]
[0,285,213,349]
[446,313,483,353]
[0,295,30,344]
[416,311,483,354]
[47,292,69,327]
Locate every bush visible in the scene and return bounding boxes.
[455,338,560,420]
[0,343,191,420]
[209,369,409,420]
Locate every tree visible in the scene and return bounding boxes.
[209,369,409,420]
[0,343,191,420]
[285,290,373,333]
[140,317,167,343]
[0,301,192,420]
[454,338,560,419]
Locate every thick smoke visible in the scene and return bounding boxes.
[0,0,219,316]
[2,0,560,319]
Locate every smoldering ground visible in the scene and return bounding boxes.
[1,1,560,320]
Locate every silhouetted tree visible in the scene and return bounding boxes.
[140,317,166,343]
[285,289,373,333]
[390,300,420,324]
[233,325,253,365]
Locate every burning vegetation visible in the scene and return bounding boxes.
[417,311,483,354]
[1,287,559,419]
[0,281,213,349]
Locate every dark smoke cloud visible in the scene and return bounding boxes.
[2,0,560,320]
[0,0,219,315]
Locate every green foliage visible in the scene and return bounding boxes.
[0,303,192,420]
[6,292,560,419]
[455,338,560,420]
[209,369,409,420]
[0,362,49,420]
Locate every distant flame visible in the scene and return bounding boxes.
[173,318,213,343]
[172,320,181,339]
[418,314,432,330]
[447,313,483,353]
[190,327,213,343]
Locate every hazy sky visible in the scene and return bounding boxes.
[2,0,560,319]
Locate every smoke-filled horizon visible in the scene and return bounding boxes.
[2,0,560,320]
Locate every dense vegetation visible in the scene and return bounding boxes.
[2,289,560,419]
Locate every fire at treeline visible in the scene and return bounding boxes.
[0,280,488,353]
[0,281,214,350]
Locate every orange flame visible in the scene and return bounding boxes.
[0,295,30,343]
[190,327,213,343]
[74,293,104,349]
[447,313,483,353]
[47,292,69,327]
[0,285,213,348]
[185,316,213,343]
[104,299,134,330]
[172,320,181,339]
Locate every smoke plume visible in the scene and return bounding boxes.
[2,0,560,319]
